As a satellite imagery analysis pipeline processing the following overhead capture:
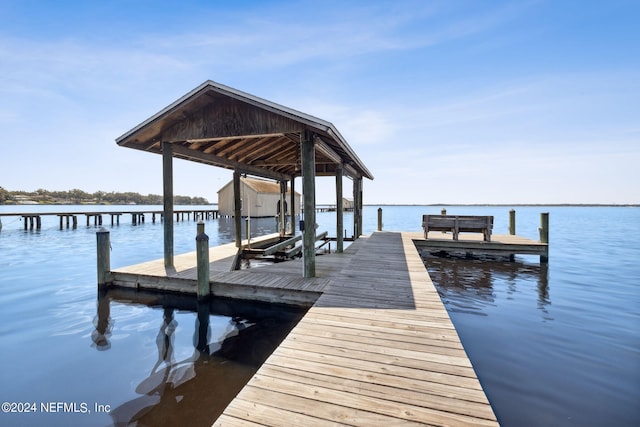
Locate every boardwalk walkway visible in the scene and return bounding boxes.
[214,232,499,426]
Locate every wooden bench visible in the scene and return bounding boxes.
[422,214,493,241]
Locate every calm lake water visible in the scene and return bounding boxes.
[1,205,638,426]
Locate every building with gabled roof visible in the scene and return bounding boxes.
[218,177,300,217]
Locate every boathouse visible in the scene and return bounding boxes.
[217,177,301,218]
[116,80,373,277]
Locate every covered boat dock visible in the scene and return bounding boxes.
[116,80,373,278]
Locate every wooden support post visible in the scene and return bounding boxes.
[353,177,362,238]
[72,216,77,229]
[509,209,516,235]
[66,215,70,228]
[196,221,210,299]
[336,165,343,253]
[352,179,358,238]
[245,218,251,248]
[301,130,316,278]
[289,177,296,235]
[59,216,64,230]
[279,180,287,236]
[233,170,242,248]
[378,207,383,231]
[539,212,549,263]
[96,227,110,286]
[357,178,363,237]
[162,141,174,268]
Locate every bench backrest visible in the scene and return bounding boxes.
[422,215,493,229]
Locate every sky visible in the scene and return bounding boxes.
[1,0,639,205]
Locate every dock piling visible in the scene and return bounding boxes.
[377,208,383,231]
[96,228,111,286]
[196,221,210,299]
[509,209,516,235]
[539,212,549,263]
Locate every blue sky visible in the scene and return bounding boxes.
[1,0,638,204]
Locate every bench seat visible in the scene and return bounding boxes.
[422,214,493,242]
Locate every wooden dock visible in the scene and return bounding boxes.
[213,232,498,426]
[110,234,332,307]
[105,231,500,425]
[415,231,549,262]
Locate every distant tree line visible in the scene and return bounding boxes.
[0,186,209,205]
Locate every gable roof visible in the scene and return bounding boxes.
[216,177,301,196]
[116,80,373,182]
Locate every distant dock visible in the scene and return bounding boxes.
[0,208,219,230]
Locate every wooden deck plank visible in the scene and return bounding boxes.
[257,364,496,420]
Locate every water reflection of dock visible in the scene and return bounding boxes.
[424,255,550,315]
[103,231,499,425]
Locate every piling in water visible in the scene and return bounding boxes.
[196,221,210,299]
[96,228,110,286]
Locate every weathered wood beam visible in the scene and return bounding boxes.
[343,163,359,179]
[233,136,281,162]
[210,138,245,157]
[187,132,285,144]
[171,143,287,181]
[314,136,342,164]
[203,138,236,155]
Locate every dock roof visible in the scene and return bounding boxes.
[116,80,373,182]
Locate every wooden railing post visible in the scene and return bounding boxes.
[96,227,110,286]
[196,221,210,299]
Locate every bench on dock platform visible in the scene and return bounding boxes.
[422,214,493,241]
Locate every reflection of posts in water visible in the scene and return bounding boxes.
[109,307,177,425]
[195,300,210,354]
[537,263,550,309]
[158,308,176,366]
[92,287,111,350]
